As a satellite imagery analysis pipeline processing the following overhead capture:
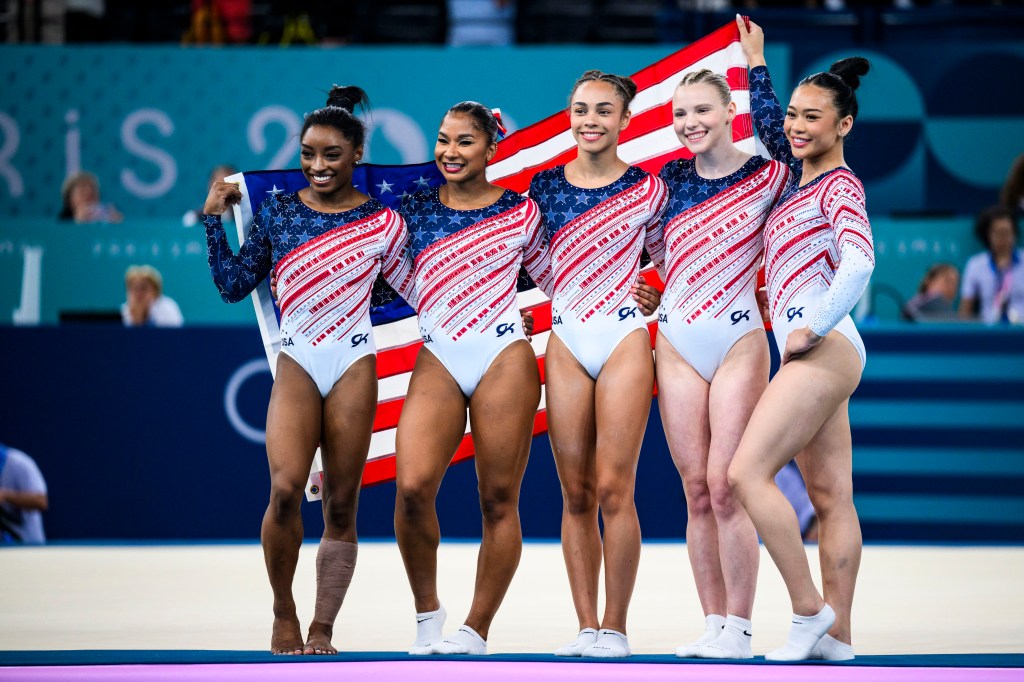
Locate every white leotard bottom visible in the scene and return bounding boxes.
[657,291,765,383]
[279,315,376,398]
[551,303,648,380]
[420,307,526,398]
[771,288,866,368]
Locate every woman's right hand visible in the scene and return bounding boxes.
[203,181,242,216]
[736,14,767,68]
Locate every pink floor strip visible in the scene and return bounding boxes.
[3,662,1023,682]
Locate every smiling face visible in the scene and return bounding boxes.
[569,80,631,155]
[434,112,496,184]
[784,84,852,161]
[672,82,735,155]
[299,124,362,197]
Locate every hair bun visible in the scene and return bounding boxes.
[326,85,370,113]
[829,57,870,91]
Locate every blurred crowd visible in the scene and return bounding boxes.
[4,0,1020,46]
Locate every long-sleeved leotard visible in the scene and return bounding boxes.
[749,65,875,365]
[530,165,668,380]
[205,193,416,396]
[657,155,790,382]
[402,187,553,397]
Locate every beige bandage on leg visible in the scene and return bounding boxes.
[312,538,358,627]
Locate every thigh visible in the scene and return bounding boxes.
[545,332,599,486]
[469,340,541,489]
[595,328,655,477]
[795,400,853,501]
[655,331,711,479]
[395,348,469,492]
[266,353,324,486]
[320,354,378,495]
[733,331,862,479]
[706,330,769,476]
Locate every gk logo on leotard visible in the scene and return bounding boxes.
[618,306,638,321]
[350,333,369,347]
[281,337,294,347]
[496,323,516,337]
[730,310,751,325]
[786,306,805,322]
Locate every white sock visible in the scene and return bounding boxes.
[676,614,726,657]
[554,628,599,657]
[697,614,753,659]
[432,624,487,655]
[582,628,631,658]
[765,604,835,661]
[408,604,446,655]
[811,634,855,661]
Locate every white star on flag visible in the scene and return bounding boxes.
[376,179,394,194]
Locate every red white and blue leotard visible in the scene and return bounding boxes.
[530,165,668,379]
[657,155,790,382]
[749,66,875,366]
[205,193,416,397]
[402,187,553,397]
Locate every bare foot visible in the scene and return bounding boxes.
[304,621,337,655]
[271,613,304,655]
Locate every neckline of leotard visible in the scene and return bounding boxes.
[558,164,643,192]
[686,155,767,185]
[431,186,517,214]
[290,191,378,219]
[796,165,850,190]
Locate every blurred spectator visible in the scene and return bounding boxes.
[59,171,123,224]
[447,0,515,46]
[0,443,47,545]
[184,164,238,227]
[902,262,959,321]
[959,206,1024,324]
[122,265,184,327]
[182,0,252,44]
[1001,153,1024,216]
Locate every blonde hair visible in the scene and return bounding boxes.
[125,265,163,296]
[676,69,732,107]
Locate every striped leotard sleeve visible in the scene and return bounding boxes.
[521,198,554,298]
[644,174,670,276]
[203,201,273,303]
[379,209,418,308]
[808,172,875,337]
[749,66,801,180]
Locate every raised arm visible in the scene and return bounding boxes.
[737,16,799,178]
[203,182,273,303]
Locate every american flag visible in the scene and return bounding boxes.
[229,21,754,497]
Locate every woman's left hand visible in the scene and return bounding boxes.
[632,275,662,316]
[520,309,534,341]
[782,326,824,364]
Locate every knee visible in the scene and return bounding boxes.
[479,484,517,526]
[726,460,756,504]
[562,480,597,516]
[681,477,713,517]
[806,479,854,520]
[707,470,741,516]
[267,481,305,522]
[322,492,357,534]
[596,479,632,516]
[395,480,434,524]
